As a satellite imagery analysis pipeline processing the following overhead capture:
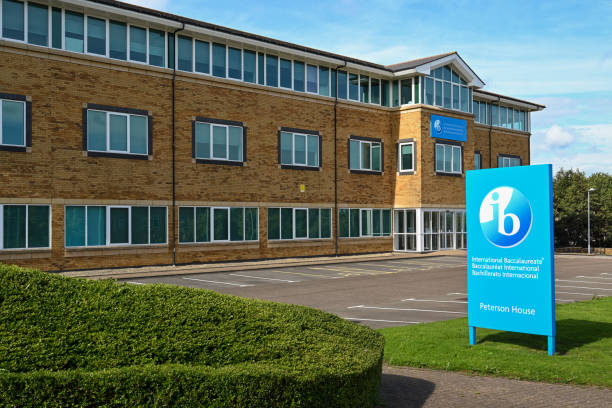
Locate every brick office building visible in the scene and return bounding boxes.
[0,0,544,271]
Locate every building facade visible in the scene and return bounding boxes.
[0,0,544,271]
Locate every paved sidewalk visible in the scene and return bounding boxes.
[60,250,466,279]
[380,366,612,408]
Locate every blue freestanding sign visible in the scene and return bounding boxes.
[466,164,556,355]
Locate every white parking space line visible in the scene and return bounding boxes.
[577,275,612,280]
[272,270,341,279]
[182,277,253,287]
[340,317,422,324]
[557,291,605,297]
[602,273,612,276]
[556,279,612,285]
[447,292,467,296]
[347,305,467,315]
[229,273,299,283]
[556,285,612,291]
[557,299,575,302]
[126,281,144,285]
[401,297,468,304]
[309,266,393,275]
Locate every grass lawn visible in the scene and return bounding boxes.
[380,296,612,387]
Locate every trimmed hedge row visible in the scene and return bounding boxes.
[0,265,383,407]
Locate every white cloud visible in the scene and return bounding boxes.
[544,125,574,148]
[531,124,612,175]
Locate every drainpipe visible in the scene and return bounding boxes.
[171,23,185,266]
[334,62,347,257]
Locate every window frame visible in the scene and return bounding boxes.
[0,203,51,250]
[348,136,383,174]
[267,207,332,241]
[338,207,392,239]
[497,154,522,168]
[64,205,167,248]
[192,117,246,166]
[397,140,415,174]
[278,127,321,171]
[0,93,31,151]
[83,103,152,160]
[178,206,259,244]
[434,141,463,176]
[474,150,482,169]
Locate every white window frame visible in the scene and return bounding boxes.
[107,205,131,246]
[87,109,148,156]
[211,207,230,242]
[398,141,415,172]
[281,131,319,168]
[306,63,318,94]
[128,23,149,65]
[350,138,382,172]
[293,207,308,239]
[84,14,108,57]
[0,204,52,250]
[179,206,258,244]
[0,98,27,147]
[474,151,481,169]
[195,122,243,162]
[360,209,373,237]
[279,57,293,90]
[435,143,462,174]
[340,207,391,239]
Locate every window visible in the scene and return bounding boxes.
[425,65,471,113]
[148,29,165,67]
[228,47,242,80]
[65,205,166,247]
[257,53,265,85]
[2,0,24,41]
[381,79,390,107]
[212,43,226,77]
[337,70,347,100]
[109,21,127,60]
[319,67,329,96]
[394,209,416,251]
[279,129,320,168]
[195,40,210,74]
[435,143,462,174]
[193,119,245,164]
[280,58,292,89]
[51,7,61,49]
[64,11,84,53]
[293,61,305,92]
[398,141,414,172]
[392,80,399,107]
[1,96,27,148]
[307,64,317,93]
[129,26,146,63]
[338,208,391,238]
[400,79,412,105]
[86,107,150,157]
[266,54,278,87]
[0,204,50,249]
[180,207,258,243]
[370,78,380,105]
[243,50,256,83]
[474,151,481,169]
[422,210,464,251]
[28,2,48,46]
[349,73,359,101]
[267,207,331,240]
[349,137,382,173]
[359,74,369,103]
[86,16,106,55]
[177,35,193,71]
[498,155,521,168]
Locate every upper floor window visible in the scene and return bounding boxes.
[398,141,415,173]
[474,100,529,131]
[279,128,320,169]
[474,151,481,169]
[85,105,151,158]
[193,118,245,165]
[423,65,472,114]
[1,94,29,150]
[0,204,50,250]
[498,155,521,168]
[349,136,382,173]
[435,142,462,175]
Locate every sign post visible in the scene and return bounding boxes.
[466,164,556,355]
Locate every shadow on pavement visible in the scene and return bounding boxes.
[378,373,435,408]
[479,319,612,355]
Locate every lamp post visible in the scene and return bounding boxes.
[588,188,596,255]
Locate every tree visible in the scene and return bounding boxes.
[553,169,612,248]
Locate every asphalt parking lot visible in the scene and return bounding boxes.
[121,254,612,329]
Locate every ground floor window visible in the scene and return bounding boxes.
[0,204,50,249]
[339,208,391,238]
[65,205,166,247]
[179,206,258,243]
[393,208,466,251]
[268,207,331,240]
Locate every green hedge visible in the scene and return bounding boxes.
[0,265,383,407]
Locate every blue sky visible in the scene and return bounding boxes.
[128,0,612,175]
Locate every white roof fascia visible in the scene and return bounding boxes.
[473,91,544,111]
[402,53,485,88]
[61,0,182,28]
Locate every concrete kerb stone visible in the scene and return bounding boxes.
[60,250,467,280]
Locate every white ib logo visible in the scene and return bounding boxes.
[434,119,442,134]
[479,187,532,248]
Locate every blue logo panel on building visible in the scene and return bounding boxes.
[466,164,555,338]
[430,114,467,142]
